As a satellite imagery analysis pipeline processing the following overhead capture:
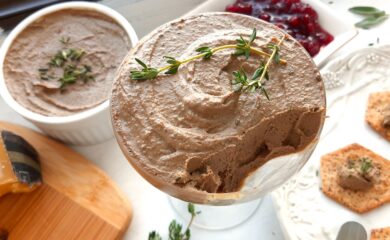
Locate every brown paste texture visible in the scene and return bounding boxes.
[4,9,131,116]
[111,13,326,194]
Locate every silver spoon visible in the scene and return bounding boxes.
[336,221,367,240]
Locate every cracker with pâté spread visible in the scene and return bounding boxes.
[366,91,390,143]
[371,227,390,240]
[320,143,390,213]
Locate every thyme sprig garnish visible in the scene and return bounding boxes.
[234,35,285,97]
[59,36,70,45]
[130,28,287,99]
[360,157,373,174]
[347,157,373,174]
[38,37,94,90]
[226,34,285,97]
[148,203,200,240]
[234,27,257,59]
[131,58,159,80]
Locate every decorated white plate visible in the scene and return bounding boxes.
[272,45,390,240]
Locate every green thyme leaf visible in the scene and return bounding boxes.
[259,84,270,100]
[238,36,246,45]
[163,56,181,74]
[187,203,200,217]
[232,67,248,92]
[349,6,385,16]
[184,229,191,240]
[244,48,250,59]
[249,28,257,43]
[168,220,183,240]
[148,231,162,240]
[129,28,286,99]
[355,14,389,29]
[251,63,265,80]
[40,38,93,90]
[59,36,70,45]
[164,56,177,65]
[131,58,160,80]
[234,29,257,59]
[165,65,179,75]
[188,203,195,216]
[130,68,159,80]
[360,157,373,174]
[267,43,280,64]
[147,203,199,240]
[233,48,245,56]
[196,46,213,59]
[135,58,148,69]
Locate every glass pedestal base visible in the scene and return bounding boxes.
[169,197,262,230]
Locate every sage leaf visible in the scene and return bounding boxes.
[349,6,385,16]
[355,14,389,29]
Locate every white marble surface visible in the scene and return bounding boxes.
[1,0,388,239]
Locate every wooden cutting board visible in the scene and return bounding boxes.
[0,121,132,240]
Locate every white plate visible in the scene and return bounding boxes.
[184,0,358,67]
[272,45,390,240]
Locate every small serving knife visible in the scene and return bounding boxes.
[336,221,367,240]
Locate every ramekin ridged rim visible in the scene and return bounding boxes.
[0,1,138,125]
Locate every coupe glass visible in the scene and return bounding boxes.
[112,111,322,229]
[169,141,319,229]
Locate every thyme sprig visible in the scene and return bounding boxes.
[360,157,373,174]
[148,203,200,240]
[59,36,70,45]
[38,37,94,90]
[231,65,269,99]
[131,58,159,80]
[234,27,257,59]
[231,35,285,97]
[130,29,286,80]
[130,29,287,99]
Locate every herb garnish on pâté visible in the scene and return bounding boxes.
[130,28,287,99]
[38,37,94,90]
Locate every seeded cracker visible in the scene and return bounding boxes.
[366,92,390,142]
[320,143,390,213]
[371,227,390,240]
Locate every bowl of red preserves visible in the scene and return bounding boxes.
[185,0,358,66]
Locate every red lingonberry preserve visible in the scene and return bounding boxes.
[225,0,334,56]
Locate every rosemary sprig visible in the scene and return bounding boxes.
[38,37,94,90]
[148,203,200,240]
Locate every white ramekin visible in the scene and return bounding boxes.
[0,2,138,146]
